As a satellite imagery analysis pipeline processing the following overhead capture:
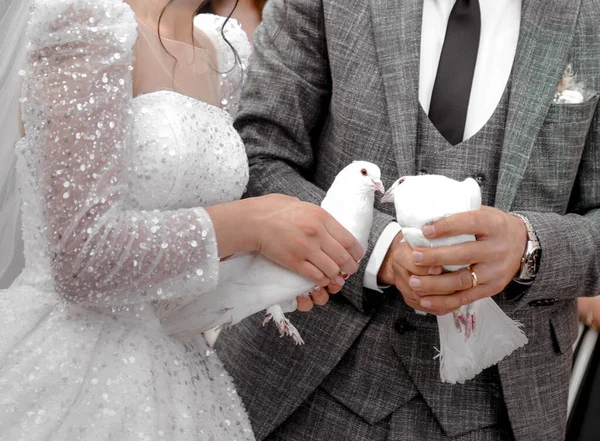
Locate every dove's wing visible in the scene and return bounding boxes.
[218,252,255,284]
[162,255,314,336]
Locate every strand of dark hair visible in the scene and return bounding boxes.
[157,0,241,80]
[219,0,241,74]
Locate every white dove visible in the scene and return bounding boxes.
[381,174,528,384]
[162,161,384,344]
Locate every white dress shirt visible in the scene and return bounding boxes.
[363,0,522,292]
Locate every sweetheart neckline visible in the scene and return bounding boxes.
[131,89,228,116]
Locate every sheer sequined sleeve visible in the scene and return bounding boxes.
[21,0,220,305]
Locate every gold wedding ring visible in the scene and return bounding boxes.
[467,266,479,288]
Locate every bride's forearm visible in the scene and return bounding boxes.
[205,198,261,259]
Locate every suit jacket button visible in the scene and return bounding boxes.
[395,318,416,334]
[473,173,486,186]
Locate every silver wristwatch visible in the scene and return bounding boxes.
[510,213,541,285]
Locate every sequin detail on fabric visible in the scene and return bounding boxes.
[0,0,253,439]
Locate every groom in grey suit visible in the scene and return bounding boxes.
[217,0,600,439]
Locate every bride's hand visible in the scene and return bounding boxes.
[250,194,364,296]
[206,194,363,311]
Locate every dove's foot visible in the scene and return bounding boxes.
[273,318,304,345]
[264,305,305,345]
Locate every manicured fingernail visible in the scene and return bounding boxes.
[335,276,345,286]
[342,273,350,280]
[412,251,423,263]
[421,299,432,308]
[409,276,421,288]
[428,267,442,275]
[422,225,435,237]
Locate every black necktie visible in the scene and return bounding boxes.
[428,0,481,146]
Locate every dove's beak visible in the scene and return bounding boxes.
[380,188,394,204]
[381,177,404,203]
[372,179,385,194]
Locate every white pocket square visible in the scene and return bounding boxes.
[554,63,587,104]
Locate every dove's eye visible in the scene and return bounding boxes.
[398,178,405,184]
[360,168,368,176]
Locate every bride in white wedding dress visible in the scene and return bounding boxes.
[0,0,364,439]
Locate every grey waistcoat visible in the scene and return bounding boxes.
[320,85,511,435]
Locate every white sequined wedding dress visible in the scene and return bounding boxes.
[0,0,255,439]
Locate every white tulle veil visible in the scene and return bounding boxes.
[0,0,33,288]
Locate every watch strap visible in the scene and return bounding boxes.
[510,213,539,245]
[510,212,540,283]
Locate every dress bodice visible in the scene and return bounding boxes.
[126,91,248,211]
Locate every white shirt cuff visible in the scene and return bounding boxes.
[363,222,402,292]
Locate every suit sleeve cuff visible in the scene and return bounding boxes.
[363,222,402,292]
[507,210,600,303]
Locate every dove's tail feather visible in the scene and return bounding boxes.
[264,305,305,345]
[469,297,528,370]
[436,311,479,384]
[437,298,528,384]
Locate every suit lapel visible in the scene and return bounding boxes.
[369,0,422,177]
[495,0,581,210]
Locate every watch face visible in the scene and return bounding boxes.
[527,248,542,276]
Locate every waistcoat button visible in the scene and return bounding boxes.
[395,318,417,334]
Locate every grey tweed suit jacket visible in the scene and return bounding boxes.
[216,0,600,440]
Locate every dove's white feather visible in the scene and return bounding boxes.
[390,175,481,229]
[163,253,314,336]
[383,174,527,384]
[161,161,381,341]
[437,299,529,384]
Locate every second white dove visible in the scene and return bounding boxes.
[382,174,528,384]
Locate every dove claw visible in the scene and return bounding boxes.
[264,305,305,345]
[263,313,272,326]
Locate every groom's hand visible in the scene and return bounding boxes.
[378,233,454,316]
[410,206,527,310]
[296,285,336,311]
[296,273,349,311]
